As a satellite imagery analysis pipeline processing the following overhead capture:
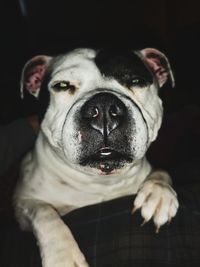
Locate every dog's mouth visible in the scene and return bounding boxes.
[80,148,133,174]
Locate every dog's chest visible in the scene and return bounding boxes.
[20,156,150,218]
[26,169,137,211]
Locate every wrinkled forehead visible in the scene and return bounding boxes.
[50,48,153,85]
[51,49,99,78]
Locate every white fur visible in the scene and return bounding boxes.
[14,48,178,267]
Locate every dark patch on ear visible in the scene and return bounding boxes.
[95,49,153,87]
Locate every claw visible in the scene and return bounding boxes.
[155,224,161,233]
[131,206,139,215]
[167,216,172,225]
[140,219,148,227]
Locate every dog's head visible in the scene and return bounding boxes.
[21,48,174,175]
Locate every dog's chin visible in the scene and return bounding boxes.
[79,149,133,175]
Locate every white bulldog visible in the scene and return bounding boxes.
[14,48,179,267]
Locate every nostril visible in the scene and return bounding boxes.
[83,106,99,119]
[109,104,125,117]
[109,105,118,117]
[91,107,99,118]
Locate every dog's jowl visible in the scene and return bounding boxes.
[14,48,179,267]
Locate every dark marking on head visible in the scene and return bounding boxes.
[95,49,153,87]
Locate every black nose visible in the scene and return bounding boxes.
[81,93,127,137]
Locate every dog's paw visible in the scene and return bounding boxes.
[132,179,179,232]
[43,245,89,267]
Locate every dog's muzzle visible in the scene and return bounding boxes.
[76,92,134,173]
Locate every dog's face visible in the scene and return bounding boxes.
[21,48,174,175]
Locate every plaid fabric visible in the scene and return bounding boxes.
[0,189,200,267]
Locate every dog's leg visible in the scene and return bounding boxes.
[15,199,89,267]
[132,170,179,232]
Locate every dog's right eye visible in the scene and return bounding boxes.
[52,81,76,92]
[130,77,148,87]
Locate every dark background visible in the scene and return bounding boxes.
[1,3,200,265]
[1,0,200,172]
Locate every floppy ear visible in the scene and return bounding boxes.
[135,48,175,88]
[20,55,52,98]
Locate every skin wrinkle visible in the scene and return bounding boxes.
[130,87,150,147]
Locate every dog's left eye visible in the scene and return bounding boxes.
[52,81,75,92]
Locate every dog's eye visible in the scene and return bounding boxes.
[132,78,141,85]
[131,78,148,87]
[52,81,75,92]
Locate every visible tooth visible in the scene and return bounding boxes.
[101,151,112,156]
